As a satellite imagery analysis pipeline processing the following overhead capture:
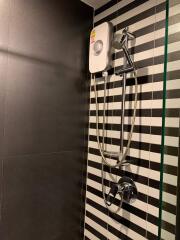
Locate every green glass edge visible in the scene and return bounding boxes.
[158,0,169,239]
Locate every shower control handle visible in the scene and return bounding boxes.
[106,177,138,206]
[106,183,122,206]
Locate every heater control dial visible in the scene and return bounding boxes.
[93,40,103,56]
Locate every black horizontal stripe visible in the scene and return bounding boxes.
[90,88,180,106]
[90,108,179,117]
[165,108,180,117]
[163,164,178,176]
[90,74,153,92]
[95,0,118,16]
[90,90,153,103]
[167,70,180,81]
[163,182,177,195]
[95,0,149,26]
[86,210,107,228]
[85,223,107,240]
[90,134,178,156]
[84,236,90,240]
[164,145,179,157]
[90,122,151,134]
[161,219,176,234]
[89,134,177,155]
[89,134,151,151]
[146,231,158,240]
[90,108,156,117]
[162,201,177,215]
[91,69,180,94]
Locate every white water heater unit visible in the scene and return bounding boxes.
[89,22,113,73]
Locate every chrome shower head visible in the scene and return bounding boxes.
[112,33,126,50]
[112,28,135,50]
[112,28,136,75]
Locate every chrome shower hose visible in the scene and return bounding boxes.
[93,70,138,213]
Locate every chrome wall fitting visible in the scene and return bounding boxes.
[106,176,138,206]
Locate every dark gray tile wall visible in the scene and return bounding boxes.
[0,0,92,239]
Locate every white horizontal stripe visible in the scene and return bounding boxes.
[161,228,175,240]
[166,98,180,108]
[165,136,179,147]
[162,191,177,205]
[90,99,163,111]
[164,154,178,167]
[89,128,176,147]
[169,22,180,36]
[162,210,176,225]
[89,116,163,127]
[163,173,177,186]
[168,60,180,72]
[169,3,180,16]
[90,81,163,98]
[146,221,159,237]
[165,118,180,128]
[167,79,180,90]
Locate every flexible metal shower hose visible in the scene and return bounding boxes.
[93,70,138,213]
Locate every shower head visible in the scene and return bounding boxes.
[112,33,126,50]
[112,28,135,50]
[112,28,136,75]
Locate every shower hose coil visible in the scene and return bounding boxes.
[93,69,138,213]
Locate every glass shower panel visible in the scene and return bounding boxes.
[159,1,180,240]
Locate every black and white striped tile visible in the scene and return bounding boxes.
[84,0,180,239]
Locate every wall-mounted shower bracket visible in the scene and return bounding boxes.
[113,27,135,75]
[115,66,134,75]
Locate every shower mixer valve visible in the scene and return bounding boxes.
[106,176,138,207]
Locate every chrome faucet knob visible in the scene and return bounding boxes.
[106,176,138,206]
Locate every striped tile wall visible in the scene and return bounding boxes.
[84,0,180,239]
